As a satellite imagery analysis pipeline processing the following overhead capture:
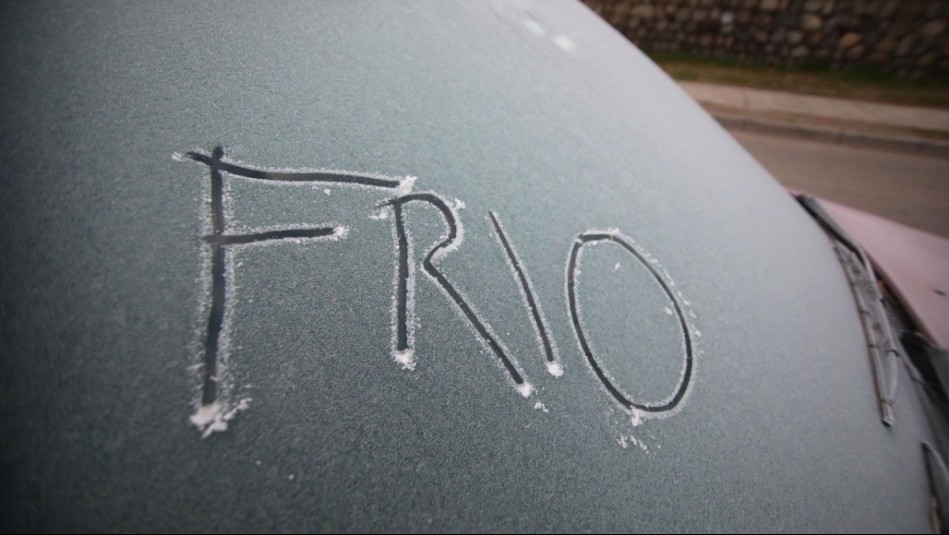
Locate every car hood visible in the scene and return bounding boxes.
[815,196,949,348]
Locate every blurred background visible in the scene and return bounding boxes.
[584,0,949,239]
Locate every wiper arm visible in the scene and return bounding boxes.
[797,195,900,426]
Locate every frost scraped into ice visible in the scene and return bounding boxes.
[396,175,417,196]
[393,349,416,371]
[628,407,644,428]
[627,435,648,451]
[190,397,253,439]
[546,361,564,377]
[533,401,550,413]
[516,382,534,398]
[616,433,648,451]
[332,226,348,240]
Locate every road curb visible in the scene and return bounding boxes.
[713,113,949,159]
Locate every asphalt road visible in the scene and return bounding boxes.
[731,130,949,239]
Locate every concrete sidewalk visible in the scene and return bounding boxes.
[680,81,949,158]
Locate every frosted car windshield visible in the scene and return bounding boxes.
[0,2,943,532]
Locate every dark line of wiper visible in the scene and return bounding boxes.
[797,194,900,427]
[923,443,949,534]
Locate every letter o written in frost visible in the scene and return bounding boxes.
[566,231,694,415]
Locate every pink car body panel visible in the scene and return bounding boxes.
[818,197,949,348]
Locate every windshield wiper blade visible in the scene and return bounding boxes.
[797,194,900,426]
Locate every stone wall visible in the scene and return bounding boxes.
[582,0,949,78]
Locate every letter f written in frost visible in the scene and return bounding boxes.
[181,146,408,436]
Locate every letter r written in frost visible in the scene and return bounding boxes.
[383,194,533,398]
